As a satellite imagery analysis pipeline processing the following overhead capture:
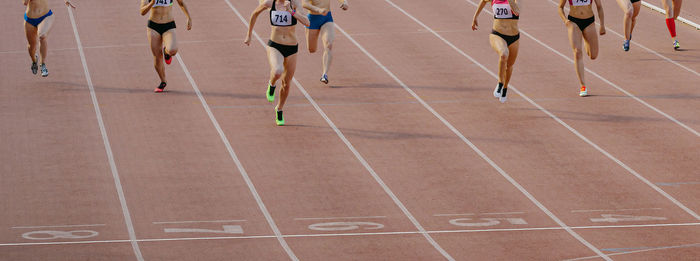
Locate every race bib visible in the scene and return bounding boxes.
[492,3,513,19]
[153,0,173,7]
[570,0,591,6]
[271,10,292,26]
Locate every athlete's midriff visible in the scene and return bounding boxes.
[493,19,518,36]
[26,0,50,18]
[569,4,594,19]
[305,0,331,15]
[149,5,175,23]
[270,26,298,45]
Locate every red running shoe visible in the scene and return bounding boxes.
[163,47,172,65]
[154,82,167,93]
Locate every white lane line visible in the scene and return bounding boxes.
[224,1,455,260]
[3,222,700,247]
[294,216,387,221]
[469,0,700,219]
[343,1,610,260]
[175,54,298,260]
[642,1,700,29]
[544,0,700,79]
[152,220,247,224]
[571,208,663,213]
[66,7,143,261]
[565,242,700,261]
[433,213,476,217]
[482,212,526,215]
[11,224,106,229]
[656,181,700,187]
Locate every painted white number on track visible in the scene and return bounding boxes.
[449,218,528,227]
[22,230,99,240]
[164,225,244,234]
[590,214,667,223]
[308,222,384,231]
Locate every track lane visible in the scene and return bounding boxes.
[0,2,144,260]
[67,1,294,259]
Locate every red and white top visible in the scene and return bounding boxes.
[568,0,591,6]
[492,0,518,20]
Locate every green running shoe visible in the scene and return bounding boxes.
[266,84,276,102]
[275,108,284,126]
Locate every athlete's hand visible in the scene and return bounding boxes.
[24,0,30,6]
[471,19,478,31]
[244,35,251,46]
[599,26,606,36]
[65,0,76,9]
[186,18,192,30]
[319,8,329,16]
[340,1,349,10]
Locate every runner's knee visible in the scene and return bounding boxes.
[499,50,509,61]
[573,48,583,60]
[590,52,598,60]
[273,67,284,78]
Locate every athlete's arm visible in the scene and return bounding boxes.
[245,0,271,46]
[302,0,328,15]
[338,0,348,11]
[176,0,192,30]
[291,0,310,27]
[471,0,488,31]
[594,0,605,35]
[140,0,155,16]
[509,0,519,16]
[557,0,568,25]
[24,0,30,6]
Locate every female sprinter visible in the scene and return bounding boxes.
[662,0,683,50]
[616,0,640,52]
[23,0,75,77]
[245,0,310,126]
[140,0,192,93]
[302,0,349,84]
[472,0,521,103]
[558,0,605,97]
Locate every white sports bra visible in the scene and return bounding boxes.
[151,0,174,7]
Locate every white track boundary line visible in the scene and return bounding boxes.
[3,222,700,247]
[294,216,387,221]
[340,1,609,259]
[455,0,700,218]
[566,242,700,261]
[12,224,106,229]
[66,7,143,261]
[544,0,700,79]
[175,54,298,261]
[223,1,455,260]
[642,1,700,29]
[152,220,247,224]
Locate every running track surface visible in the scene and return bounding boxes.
[1,0,698,260]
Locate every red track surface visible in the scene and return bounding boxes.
[1,0,698,260]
